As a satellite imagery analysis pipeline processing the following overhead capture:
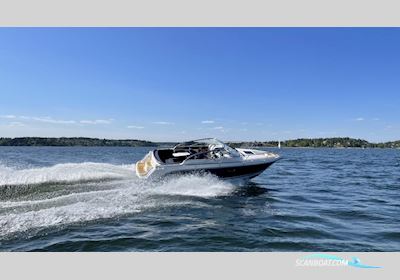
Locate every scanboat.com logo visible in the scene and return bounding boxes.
[296,254,382,269]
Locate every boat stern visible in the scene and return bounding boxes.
[136,151,158,179]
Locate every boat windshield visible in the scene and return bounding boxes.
[173,138,240,157]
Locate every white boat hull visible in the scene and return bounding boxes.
[136,147,280,181]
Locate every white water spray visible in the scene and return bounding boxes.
[0,162,235,238]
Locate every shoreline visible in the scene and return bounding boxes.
[0,136,399,149]
[0,146,398,149]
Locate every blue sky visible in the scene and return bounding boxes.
[0,28,399,142]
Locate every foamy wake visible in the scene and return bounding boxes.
[0,162,136,187]
[0,163,234,238]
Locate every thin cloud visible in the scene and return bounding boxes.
[1,115,113,125]
[7,121,25,127]
[152,121,174,125]
[32,117,76,124]
[201,120,215,124]
[355,117,364,121]
[0,115,17,119]
[80,119,112,125]
[3,115,76,124]
[211,126,228,133]
[127,125,144,129]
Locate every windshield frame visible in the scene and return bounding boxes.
[173,138,240,158]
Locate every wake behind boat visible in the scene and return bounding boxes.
[136,138,280,181]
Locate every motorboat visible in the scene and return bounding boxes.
[136,138,280,181]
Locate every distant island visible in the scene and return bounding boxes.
[0,137,399,148]
[228,137,400,149]
[0,137,156,147]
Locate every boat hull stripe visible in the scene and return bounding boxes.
[166,162,275,178]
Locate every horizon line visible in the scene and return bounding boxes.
[0,136,399,144]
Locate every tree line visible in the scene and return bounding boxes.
[0,137,155,147]
[228,137,400,148]
[0,137,399,148]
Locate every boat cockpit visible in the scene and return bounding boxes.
[155,138,240,164]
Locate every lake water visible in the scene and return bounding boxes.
[0,146,399,251]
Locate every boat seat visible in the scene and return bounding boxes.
[173,152,190,157]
